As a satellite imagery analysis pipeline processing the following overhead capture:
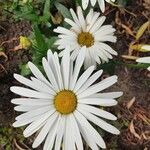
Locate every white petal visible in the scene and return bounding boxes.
[74,110,106,149]
[78,75,118,98]
[54,27,76,36]
[54,116,66,150]
[11,98,52,106]
[76,70,103,95]
[64,115,75,150]
[78,104,117,120]
[16,105,54,121]
[69,114,83,150]
[82,0,89,10]
[74,66,95,92]
[70,8,81,27]
[98,0,105,13]
[78,97,118,106]
[14,105,42,112]
[91,0,97,6]
[23,110,55,137]
[79,109,120,134]
[65,18,81,33]
[90,92,123,98]
[10,86,52,99]
[136,57,150,64]
[61,47,70,89]
[42,58,59,91]
[32,113,59,148]
[86,12,100,32]
[77,6,86,31]
[69,47,86,90]
[28,62,51,87]
[31,77,56,95]
[90,16,106,33]
[43,116,60,150]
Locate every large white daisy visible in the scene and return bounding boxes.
[82,0,115,12]
[11,47,122,150]
[54,6,117,69]
[136,57,150,71]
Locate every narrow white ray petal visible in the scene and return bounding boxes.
[97,42,118,56]
[61,47,70,89]
[77,6,86,31]
[80,109,120,134]
[86,12,100,32]
[90,16,106,33]
[95,35,117,42]
[78,104,117,120]
[23,110,55,137]
[82,0,89,10]
[136,57,150,64]
[53,53,64,90]
[74,110,106,149]
[86,9,94,25]
[89,92,123,98]
[64,115,75,150]
[147,66,150,71]
[78,97,117,106]
[76,70,103,95]
[43,116,60,150]
[101,48,113,59]
[11,98,52,106]
[96,48,109,62]
[13,114,41,127]
[42,58,59,91]
[54,27,76,36]
[32,113,59,148]
[94,26,116,36]
[74,66,95,92]
[84,50,92,69]
[14,105,42,112]
[28,62,51,87]
[70,114,83,150]
[69,47,86,90]
[30,77,56,95]
[70,8,81,27]
[98,0,105,13]
[10,86,52,99]
[78,75,117,98]
[16,105,54,120]
[65,18,81,33]
[54,116,66,150]
[91,0,97,6]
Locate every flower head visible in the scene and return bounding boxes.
[54,7,117,69]
[11,47,122,150]
[136,57,150,71]
[82,0,116,12]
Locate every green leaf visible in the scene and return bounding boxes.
[54,2,71,19]
[33,24,48,53]
[19,64,31,76]
[43,0,51,20]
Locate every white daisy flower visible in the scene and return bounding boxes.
[54,6,117,69]
[136,57,150,71]
[82,0,116,12]
[11,47,122,150]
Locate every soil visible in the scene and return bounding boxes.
[0,0,150,149]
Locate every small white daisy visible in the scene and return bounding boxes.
[136,57,150,71]
[82,0,116,12]
[11,47,122,150]
[54,6,117,69]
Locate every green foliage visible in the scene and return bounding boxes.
[0,127,25,149]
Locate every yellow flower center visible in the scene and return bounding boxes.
[77,32,94,47]
[54,90,77,114]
